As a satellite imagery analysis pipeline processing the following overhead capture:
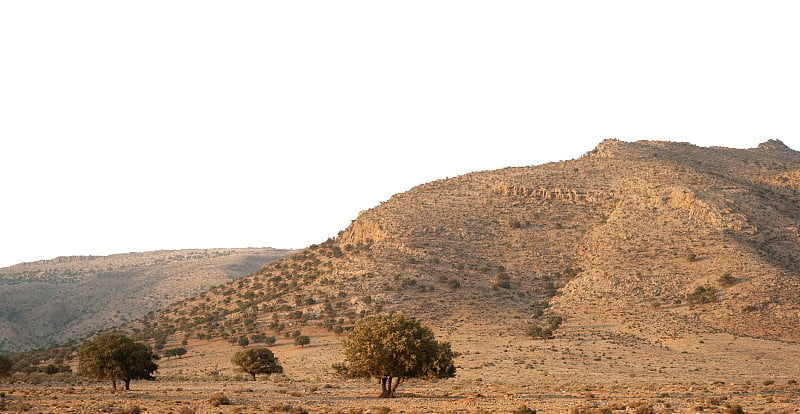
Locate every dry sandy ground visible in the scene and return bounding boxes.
[3,323,800,413]
[2,377,799,413]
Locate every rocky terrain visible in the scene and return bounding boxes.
[139,139,800,345]
[0,248,291,353]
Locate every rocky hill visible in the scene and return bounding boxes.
[0,248,291,352]
[135,140,800,351]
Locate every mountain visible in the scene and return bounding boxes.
[0,248,291,352]
[143,140,800,342]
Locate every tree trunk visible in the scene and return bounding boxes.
[390,377,404,397]
[379,375,393,398]
[124,379,131,391]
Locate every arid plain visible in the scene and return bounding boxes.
[3,325,799,413]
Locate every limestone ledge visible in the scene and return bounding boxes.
[493,183,612,203]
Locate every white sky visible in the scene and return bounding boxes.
[1,1,799,268]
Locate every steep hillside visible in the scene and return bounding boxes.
[128,140,800,390]
[0,248,291,352]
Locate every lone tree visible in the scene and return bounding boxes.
[294,335,310,347]
[162,347,188,359]
[232,348,283,381]
[341,313,458,398]
[78,333,159,390]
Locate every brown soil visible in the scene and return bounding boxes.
[3,324,799,413]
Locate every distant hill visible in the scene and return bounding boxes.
[0,248,291,352]
[135,139,800,351]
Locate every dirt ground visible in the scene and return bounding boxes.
[2,376,799,413]
[3,322,800,413]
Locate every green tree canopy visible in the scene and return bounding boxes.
[341,313,458,397]
[231,348,283,381]
[78,333,158,390]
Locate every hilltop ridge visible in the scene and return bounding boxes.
[135,140,800,350]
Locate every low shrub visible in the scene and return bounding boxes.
[723,404,746,414]
[118,406,142,414]
[718,273,736,286]
[685,286,718,304]
[267,403,308,413]
[511,404,537,414]
[208,392,231,407]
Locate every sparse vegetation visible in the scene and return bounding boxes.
[685,286,718,305]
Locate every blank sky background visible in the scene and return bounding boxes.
[2,1,799,267]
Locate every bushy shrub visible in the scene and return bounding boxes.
[524,323,554,339]
[119,406,142,414]
[494,280,512,289]
[685,286,718,304]
[238,336,250,347]
[511,404,537,413]
[525,315,563,339]
[267,403,308,413]
[208,392,230,407]
[718,273,736,287]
